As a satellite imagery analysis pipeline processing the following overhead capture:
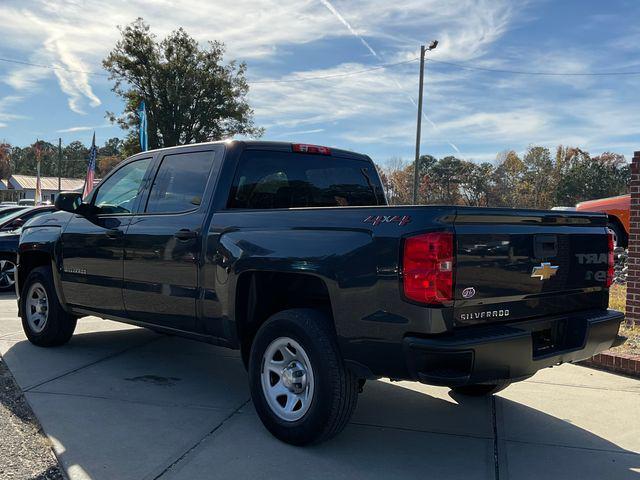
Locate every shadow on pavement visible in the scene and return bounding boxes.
[1,327,639,480]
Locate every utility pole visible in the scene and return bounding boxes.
[57,138,62,194]
[412,40,438,204]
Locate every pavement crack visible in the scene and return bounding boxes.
[151,398,251,480]
[27,390,236,412]
[491,396,500,480]
[24,336,162,392]
[504,438,640,456]
[526,379,640,394]
[348,421,492,440]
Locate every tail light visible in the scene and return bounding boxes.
[292,143,331,155]
[402,232,454,305]
[606,231,614,288]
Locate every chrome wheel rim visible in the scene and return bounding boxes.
[26,282,49,333]
[261,337,314,422]
[0,260,16,289]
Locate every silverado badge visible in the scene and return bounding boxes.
[531,262,559,281]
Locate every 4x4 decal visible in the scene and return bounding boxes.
[363,215,411,227]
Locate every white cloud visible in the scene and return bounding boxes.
[56,124,113,133]
[0,95,26,127]
[273,128,325,137]
[0,0,519,117]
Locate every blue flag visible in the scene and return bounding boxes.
[138,101,148,151]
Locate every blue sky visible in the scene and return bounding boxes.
[0,0,638,167]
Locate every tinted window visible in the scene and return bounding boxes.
[2,208,53,230]
[228,151,385,209]
[146,151,215,214]
[94,158,151,214]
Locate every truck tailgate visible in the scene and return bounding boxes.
[453,208,611,327]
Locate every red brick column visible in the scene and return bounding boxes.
[626,151,640,325]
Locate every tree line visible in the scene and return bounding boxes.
[377,145,630,208]
[0,138,125,181]
[0,140,630,209]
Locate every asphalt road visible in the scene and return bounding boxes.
[0,292,639,480]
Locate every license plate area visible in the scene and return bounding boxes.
[531,318,587,359]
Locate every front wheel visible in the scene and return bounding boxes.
[0,255,17,292]
[248,309,359,445]
[20,266,77,347]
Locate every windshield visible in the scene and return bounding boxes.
[0,208,31,226]
[0,208,28,222]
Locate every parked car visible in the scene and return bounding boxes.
[0,206,29,218]
[0,207,56,291]
[576,194,630,247]
[16,141,623,445]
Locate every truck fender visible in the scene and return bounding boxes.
[18,226,71,315]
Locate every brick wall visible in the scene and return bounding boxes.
[625,151,640,326]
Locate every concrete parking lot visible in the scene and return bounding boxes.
[0,293,639,480]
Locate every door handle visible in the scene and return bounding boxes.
[174,229,198,240]
[105,228,123,239]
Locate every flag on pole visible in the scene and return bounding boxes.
[138,101,148,152]
[34,140,42,205]
[83,133,97,199]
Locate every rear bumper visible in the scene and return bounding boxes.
[403,309,623,386]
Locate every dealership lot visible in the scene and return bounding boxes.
[0,293,638,480]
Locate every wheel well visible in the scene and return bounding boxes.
[607,215,628,247]
[17,251,52,295]
[235,272,334,364]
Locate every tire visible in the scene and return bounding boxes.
[248,308,358,445]
[450,382,510,397]
[20,266,77,347]
[0,254,17,292]
[607,222,627,248]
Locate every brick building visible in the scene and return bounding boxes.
[625,151,640,325]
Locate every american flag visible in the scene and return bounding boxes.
[34,140,42,205]
[83,133,97,198]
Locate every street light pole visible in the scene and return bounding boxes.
[412,40,438,205]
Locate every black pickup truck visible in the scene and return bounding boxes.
[16,141,623,445]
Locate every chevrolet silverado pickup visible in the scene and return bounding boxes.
[16,141,623,445]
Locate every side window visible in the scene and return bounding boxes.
[145,151,215,214]
[94,158,151,214]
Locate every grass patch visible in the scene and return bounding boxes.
[608,284,640,356]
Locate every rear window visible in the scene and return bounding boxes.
[228,150,385,209]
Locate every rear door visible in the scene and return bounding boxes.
[453,208,610,327]
[123,146,222,331]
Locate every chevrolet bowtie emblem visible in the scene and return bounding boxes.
[531,262,559,281]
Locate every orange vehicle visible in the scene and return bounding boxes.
[576,194,630,247]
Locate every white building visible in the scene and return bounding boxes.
[6,175,86,203]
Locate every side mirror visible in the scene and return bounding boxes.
[55,192,83,213]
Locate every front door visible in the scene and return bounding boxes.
[61,157,152,316]
[123,148,221,331]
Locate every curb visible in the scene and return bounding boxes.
[580,351,640,378]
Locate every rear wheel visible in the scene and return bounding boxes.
[607,222,627,248]
[248,308,358,445]
[20,266,77,347]
[450,382,510,397]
